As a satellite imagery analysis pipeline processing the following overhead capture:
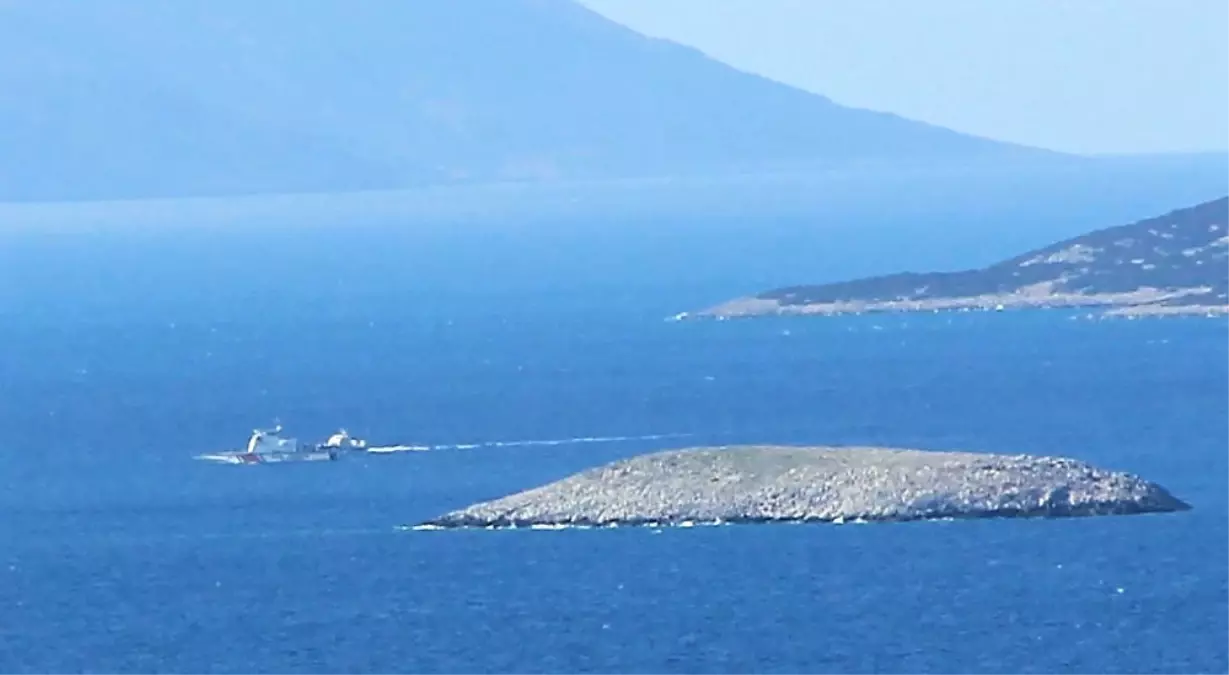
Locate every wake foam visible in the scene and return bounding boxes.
[365,432,691,454]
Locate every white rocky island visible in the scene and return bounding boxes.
[416,446,1190,529]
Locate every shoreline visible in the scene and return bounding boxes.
[685,293,1228,321]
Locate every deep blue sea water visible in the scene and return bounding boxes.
[0,215,1226,674]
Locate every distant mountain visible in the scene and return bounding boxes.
[0,0,1048,202]
[695,197,1229,318]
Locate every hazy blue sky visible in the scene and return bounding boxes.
[580,0,1228,155]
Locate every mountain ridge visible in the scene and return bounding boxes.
[0,0,1052,202]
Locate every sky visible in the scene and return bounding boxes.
[580,0,1228,155]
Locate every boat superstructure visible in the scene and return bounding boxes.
[322,429,367,451]
[196,425,369,465]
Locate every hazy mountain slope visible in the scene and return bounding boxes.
[0,0,1045,201]
[0,4,407,201]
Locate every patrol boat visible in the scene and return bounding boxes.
[196,425,367,464]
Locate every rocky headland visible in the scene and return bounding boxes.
[414,446,1190,530]
[688,197,1228,320]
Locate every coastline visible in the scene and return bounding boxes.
[687,288,1228,320]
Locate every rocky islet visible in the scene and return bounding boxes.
[415,445,1191,530]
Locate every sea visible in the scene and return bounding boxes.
[0,183,1226,673]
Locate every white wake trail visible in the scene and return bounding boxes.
[365,432,692,454]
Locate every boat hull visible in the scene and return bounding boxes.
[197,425,365,465]
[196,449,339,464]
